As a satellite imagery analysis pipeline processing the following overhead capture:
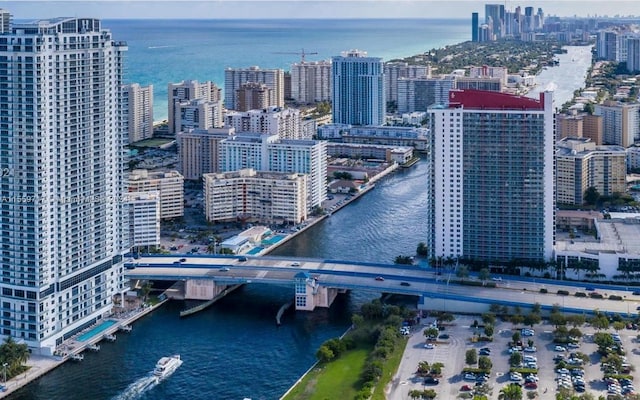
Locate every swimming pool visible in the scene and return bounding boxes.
[261,235,286,246]
[77,320,117,342]
[246,247,263,255]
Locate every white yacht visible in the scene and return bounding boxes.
[153,355,183,381]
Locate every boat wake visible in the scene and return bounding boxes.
[111,374,158,400]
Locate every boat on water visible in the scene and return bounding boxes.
[153,355,183,381]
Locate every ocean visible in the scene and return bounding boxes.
[104,18,470,121]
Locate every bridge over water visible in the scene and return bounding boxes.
[125,254,640,316]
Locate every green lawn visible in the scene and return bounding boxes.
[371,336,408,400]
[283,346,371,400]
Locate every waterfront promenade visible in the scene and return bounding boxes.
[0,299,167,399]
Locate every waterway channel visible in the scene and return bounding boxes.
[8,47,594,400]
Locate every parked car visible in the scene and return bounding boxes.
[219,267,230,272]
[524,382,538,390]
[555,345,567,352]
[464,373,477,381]
[238,256,247,262]
[400,282,411,286]
[375,276,384,281]
[424,343,435,349]
[438,334,450,339]
[460,385,472,392]
[524,346,536,353]
[424,376,440,385]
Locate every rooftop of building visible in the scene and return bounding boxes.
[129,169,184,181]
[204,168,303,181]
[326,142,412,152]
[556,209,604,219]
[556,138,626,156]
[448,89,546,111]
[557,216,640,254]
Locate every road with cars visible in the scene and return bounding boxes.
[128,255,640,316]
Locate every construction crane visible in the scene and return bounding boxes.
[272,48,318,63]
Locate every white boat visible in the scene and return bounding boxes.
[153,355,183,381]
[119,324,132,332]
[70,353,84,361]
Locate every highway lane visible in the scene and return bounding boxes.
[126,255,640,316]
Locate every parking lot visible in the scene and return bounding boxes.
[388,314,640,400]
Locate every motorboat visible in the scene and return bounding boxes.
[153,355,183,381]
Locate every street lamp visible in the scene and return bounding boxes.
[2,362,7,385]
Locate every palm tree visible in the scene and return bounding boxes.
[498,383,523,400]
[141,280,153,303]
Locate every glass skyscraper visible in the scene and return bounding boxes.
[331,49,385,126]
[0,17,129,354]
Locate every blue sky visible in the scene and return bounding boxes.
[0,0,638,19]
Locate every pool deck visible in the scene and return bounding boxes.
[0,298,168,399]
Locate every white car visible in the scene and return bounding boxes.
[424,343,435,349]
[524,346,537,353]
[554,345,567,352]
[464,373,476,381]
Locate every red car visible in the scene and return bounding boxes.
[524,382,538,390]
[460,385,472,392]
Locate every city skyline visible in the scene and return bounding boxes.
[1,0,639,20]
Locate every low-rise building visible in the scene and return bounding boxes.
[203,169,308,224]
[128,169,184,219]
[317,124,429,152]
[326,142,413,163]
[555,216,640,280]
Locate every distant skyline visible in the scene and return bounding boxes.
[0,0,639,20]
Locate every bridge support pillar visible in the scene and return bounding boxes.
[184,279,228,300]
[293,273,339,311]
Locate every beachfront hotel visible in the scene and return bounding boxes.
[0,17,130,353]
[203,169,308,225]
[427,90,555,264]
[331,50,385,126]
